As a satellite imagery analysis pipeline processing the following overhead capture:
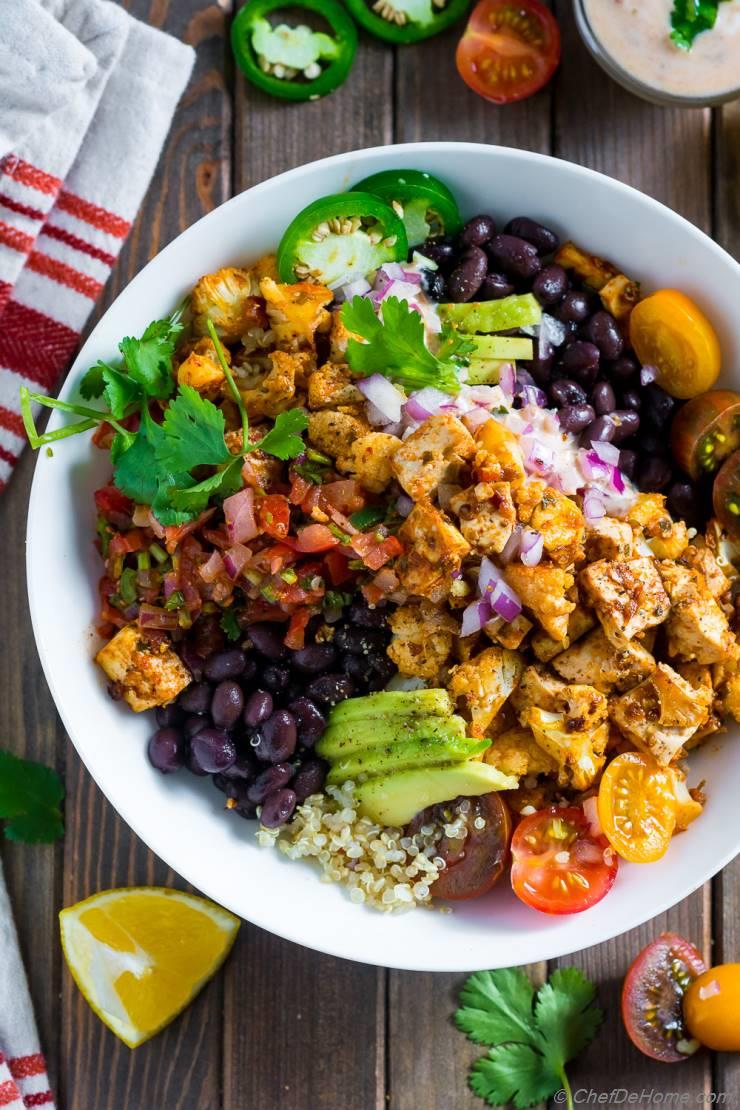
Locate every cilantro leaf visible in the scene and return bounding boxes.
[168,455,244,515]
[0,750,64,843]
[342,296,463,394]
[157,386,232,472]
[102,366,142,420]
[220,608,242,641]
[119,316,183,400]
[79,361,107,400]
[255,408,308,461]
[113,415,192,524]
[670,0,728,47]
[456,966,603,1110]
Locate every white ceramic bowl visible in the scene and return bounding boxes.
[27,143,740,972]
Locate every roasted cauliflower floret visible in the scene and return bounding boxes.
[666,767,704,831]
[484,726,558,777]
[474,418,525,482]
[449,647,525,738]
[350,433,400,495]
[307,409,370,465]
[96,625,191,713]
[307,362,364,410]
[530,606,596,663]
[503,564,575,642]
[260,276,332,350]
[608,663,712,765]
[625,493,674,541]
[554,240,619,290]
[523,706,608,791]
[192,266,263,341]
[513,483,585,568]
[397,499,470,604]
[240,350,307,419]
[484,613,533,651]
[449,481,516,554]
[552,627,656,694]
[599,272,641,320]
[579,556,670,642]
[176,337,228,397]
[657,561,734,664]
[387,600,458,681]
[392,414,476,501]
[584,517,634,562]
[512,665,607,729]
[329,309,361,363]
[679,543,730,600]
[648,519,690,560]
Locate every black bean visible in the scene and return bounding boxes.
[610,409,640,444]
[186,745,209,776]
[619,449,638,480]
[637,456,673,492]
[247,763,295,805]
[148,728,184,774]
[420,270,446,301]
[607,355,639,381]
[260,789,298,829]
[213,774,249,801]
[487,234,542,281]
[559,403,595,434]
[477,272,516,301]
[292,643,337,674]
[592,380,616,416]
[341,653,367,681]
[305,674,355,707]
[460,214,496,247]
[191,727,237,774]
[642,384,676,430]
[292,760,328,803]
[204,649,246,682]
[221,755,257,782]
[246,622,286,660]
[334,626,387,655]
[585,311,624,360]
[667,481,697,523]
[559,340,600,378]
[504,216,559,254]
[557,290,594,324]
[347,603,387,629]
[260,709,297,763]
[260,661,291,692]
[621,389,642,412]
[244,689,273,727]
[446,246,488,302]
[367,655,397,691]
[178,682,212,716]
[179,641,205,681]
[639,431,671,458]
[211,680,244,730]
[155,703,182,728]
[582,415,617,445]
[190,613,226,659]
[183,715,207,740]
[532,264,568,306]
[421,236,456,272]
[527,350,554,385]
[549,379,586,407]
[288,697,327,747]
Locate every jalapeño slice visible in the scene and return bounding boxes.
[343,0,471,44]
[352,168,462,246]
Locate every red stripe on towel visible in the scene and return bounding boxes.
[57,192,130,239]
[0,301,79,390]
[41,224,116,267]
[26,252,103,300]
[0,157,61,197]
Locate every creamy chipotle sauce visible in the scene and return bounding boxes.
[583,0,740,98]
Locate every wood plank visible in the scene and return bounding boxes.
[58,2,232,1107]
[550,2,713,1101]
[712,95,740,1102]
[226,7,393,1109]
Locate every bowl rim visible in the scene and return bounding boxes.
[26,140,740,971]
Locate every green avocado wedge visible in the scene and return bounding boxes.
[355,762,518,827]
[317,713,466,762]
[328,688,453,725]
[326,734,490,785]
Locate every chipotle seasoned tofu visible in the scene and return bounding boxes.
[584,517,634,562]
[679,543,730,600]
[307,362,364,409]
[449,647,524,738]
[503,564,575,642]
[96,625,191,713]
[449,481,516,554]
[551,627,655,694]
[307,409,371,464]
[350,433,400,494]
[608,663,712,764]
[530,606,596,662]
[397,500,470,603]
[657,561,734,664]
[392,414,476,501]
[579,556,670,641]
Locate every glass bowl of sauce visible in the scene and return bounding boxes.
[574,0,740,107]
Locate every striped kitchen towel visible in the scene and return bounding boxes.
[0,861,54,1109]
[0,0,195,491]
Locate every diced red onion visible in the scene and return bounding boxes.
[591,440,621,466]
[490,579,522,623]
[461,598,491,637]
[396,493,414,517]
[463,408,492,433]
[378,263,408,283]
[404,396,431,422]
[640,364,658,386]
[478,555,502,596]
[335,277,372,302]
[163,571,178,599]
[581,449,611,482]
[358,374,404,423]
[582,488,606,522]
[520,528,544,567]
[612,467,626,494]
[406,387,450,421]
[499,525,522,565]
[499,363,516,401]
[138,603,178,631]
[520,385,548,408]
[224,487,258,544]
[522,436,554,476]
[382,420,404,438]
[223,543,251,580]
[199,550,226,583]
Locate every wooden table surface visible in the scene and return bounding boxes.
[2,2,740,1107]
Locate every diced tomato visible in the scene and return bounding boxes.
[108,528,146,557]
[362,582,387,607]
[163,509,215,554]
[289,475,314,505]
[321,480,365,515]
[201,526,232,550]
[92,422,116,450]
[257,494,291,541]
[284,608,312,650]
[94,485,134,524]
[351,532,403,571]
[294,523,339,553]
[300,485,323,514]
[324,549,353,586]
[261,543,298,575]
[244,599,289,623]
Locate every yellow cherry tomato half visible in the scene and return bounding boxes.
[630,289,721,400]
[597,751,677,863]
[684,964,740,1052]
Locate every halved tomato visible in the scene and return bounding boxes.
[256,494,291,541]
[622,933,706,1062]
[598,752,677,864]
[712,449,740,537]
[684,964,740,1052]
[630,290,721,400]
[671,390,740,479]
[456,0,561,106]
[412,794,512,901]
[510,805,617,915]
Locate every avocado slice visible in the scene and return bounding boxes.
[326,734,489,785]
[355,762,519,827]
[328,688,453,725]
[439,293,542,334]
[317,713,466,762]
[471,335,534,361]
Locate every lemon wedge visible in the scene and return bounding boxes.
[59,887,240,1048]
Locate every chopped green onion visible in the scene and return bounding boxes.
[118,567,137,606]
[149,542,168,564]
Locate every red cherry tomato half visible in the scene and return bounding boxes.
[456,0,561,105]
[622,933,706,1062]
[510,806,617,915]
[429,794,512,901]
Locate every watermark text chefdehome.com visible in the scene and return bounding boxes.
[553,1090,734,1106]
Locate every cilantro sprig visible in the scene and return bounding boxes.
[21,307,308,526]
[0,750,64,843]
[670,0,729,48]
[341,295,473,395]
[456,967,603,1110]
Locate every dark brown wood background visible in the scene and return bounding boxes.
[2,2,739,1107]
